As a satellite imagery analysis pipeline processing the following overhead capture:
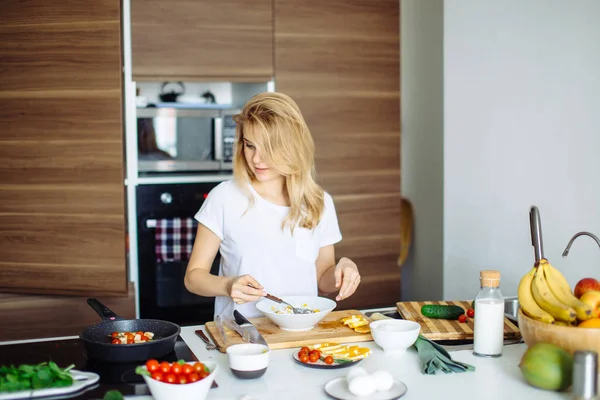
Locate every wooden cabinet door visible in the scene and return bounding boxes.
[132,0,274,82]
[0,0,126,296]
[275,0,401,309]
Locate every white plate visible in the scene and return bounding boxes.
[324,377,407,400]
[0,370,99,400]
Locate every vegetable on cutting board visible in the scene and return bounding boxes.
[0,361,75,393]
[420,304,465,320]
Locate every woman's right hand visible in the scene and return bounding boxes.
[228,274,267,305]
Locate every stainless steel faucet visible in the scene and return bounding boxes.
[562,231,600,258]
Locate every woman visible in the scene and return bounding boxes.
[184,92,361,318]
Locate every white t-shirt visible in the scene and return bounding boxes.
[194,179,342,319]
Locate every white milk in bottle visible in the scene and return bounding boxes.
[473,270,504,357]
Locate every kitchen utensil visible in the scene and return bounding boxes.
[80,298,181,363]
[204,309,372,353]
[396,300,520,341]
[263,292,313,314]
[215,315,228,347]
[529,205,544,262]
[225,343,270,379]
[233,310,269,346]
[195,329,217,350]
[562,231,600,257]
[256,295,337,331]
[370,319,420,354]
[158,81,185,102]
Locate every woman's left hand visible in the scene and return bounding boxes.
[334,257,361,301]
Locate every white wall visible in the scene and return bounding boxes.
[402,0,600,301]
[443,0,600,299]
[400,0,445,300]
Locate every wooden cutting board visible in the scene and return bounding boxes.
[396,300,521,341]
[205,309,373,353]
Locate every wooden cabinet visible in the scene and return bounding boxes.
[131,0,274,82]
[275,0,401,309]
[0,0,126,297]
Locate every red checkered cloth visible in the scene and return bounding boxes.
[154,218,198,262]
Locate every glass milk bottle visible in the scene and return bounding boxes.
[473,270,505,357]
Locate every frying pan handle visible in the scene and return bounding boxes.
[87,298,122,321]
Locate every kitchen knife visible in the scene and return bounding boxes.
[233,310,269,347]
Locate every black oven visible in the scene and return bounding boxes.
[136,182,222,325]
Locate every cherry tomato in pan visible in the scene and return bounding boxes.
[111,338,120,344]
[300,346,310,353]
[324,355,334,365]
[111,332,119,338]
[309,350,321,358]
[299,353,310,363]
[467,308,475,318]
[308,352,319,362]
[458,314,468,323]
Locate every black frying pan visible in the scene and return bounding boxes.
[80,298,181,363]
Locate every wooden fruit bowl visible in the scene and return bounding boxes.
[518,308,600,355]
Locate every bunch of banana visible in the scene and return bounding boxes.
[518,258,593,324]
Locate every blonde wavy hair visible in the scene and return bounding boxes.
[233,92,325,232]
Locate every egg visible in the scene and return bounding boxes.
[346,366,367,384]
[371,370,394,391]
[348,374,377,397]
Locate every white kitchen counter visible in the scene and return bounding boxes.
[128,325,570,400]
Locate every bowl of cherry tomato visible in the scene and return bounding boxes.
[136,359,218,400]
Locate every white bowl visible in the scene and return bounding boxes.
[142,360,218,400]
[370,319,421,354]
[226,343,270,379]
[255,295,337,331]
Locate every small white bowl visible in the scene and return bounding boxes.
[370,319,421,354]
[226,343,270,379]
[255,295,337,331]
[142,360,218,400]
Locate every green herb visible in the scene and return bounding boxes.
[177,359,186,365]
[0,362,75,393]
[134,366,151,377]
[103,389,125,400]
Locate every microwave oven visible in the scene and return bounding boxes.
[136,106,238,174]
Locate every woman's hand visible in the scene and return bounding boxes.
[227,274,267,305]
[334,257,361,301]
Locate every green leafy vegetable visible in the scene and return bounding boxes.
[0,362,75,393]
[134,366,151,377]
[103,389,125,400]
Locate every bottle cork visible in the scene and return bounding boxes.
[480,270,501,287]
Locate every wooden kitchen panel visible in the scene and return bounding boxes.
[335,235,401,260]
[0,284,135,341]
[397,301,521,341]
[132,0,273,81]
[205,309,373,353]
[318,170,400,197]
[0,97,122,141]
[2,0,119,25]
[315,134,400,172]
[0,184,124,215]
[0,24,121,91]
[334,193,402,238]
[0,141,123,185]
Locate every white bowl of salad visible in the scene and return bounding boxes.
[256,295,337,331]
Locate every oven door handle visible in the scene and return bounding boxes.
[214,117,223,161]
[146,219,157,228]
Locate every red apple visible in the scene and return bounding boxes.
[580,290,600,318]
[574,278,600,299]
